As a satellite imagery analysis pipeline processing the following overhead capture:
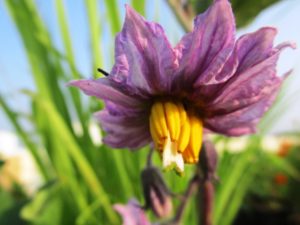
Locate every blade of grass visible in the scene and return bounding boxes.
[131,0,146,15]
[85,0,103,75]
[50,136,99,224]
[33,96,118,224]
[104,0,121,35]
[214,137,260,225]
[55,0,95,154]
[55,0,79,79]
[76,197,107,225]
[221,167,256,225]
[265,153,300,181]
[5,0,74,132]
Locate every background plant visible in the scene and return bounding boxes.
[1,0,299,225]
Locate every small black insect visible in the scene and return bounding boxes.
[97,68,109,76]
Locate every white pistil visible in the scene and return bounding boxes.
[162,136,184,175]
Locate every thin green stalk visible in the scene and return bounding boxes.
[85,0,103,75]
[214,138,260,225]
[104,0,121,35]
[221,167,256,225]
[5,0,74,133]
[35,97,118,224]
[55,0,79,79]
[55,0,94,153]
[131,0,146,15]
[50,135,99,224]
[76,198,104,225]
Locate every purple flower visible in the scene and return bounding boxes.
[69,0,295,173]
[114,199,151,225]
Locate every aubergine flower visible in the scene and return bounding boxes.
[114,200,151,225]
[69,0,295,174]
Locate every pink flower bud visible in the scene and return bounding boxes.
[141,167,173,218]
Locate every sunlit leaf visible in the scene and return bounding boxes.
[191,0,281,27]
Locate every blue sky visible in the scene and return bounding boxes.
[0,0,299,134]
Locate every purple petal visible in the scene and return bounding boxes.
[68,78,145,109]
[111,5,177,94]
[175,0,235,86]
[96,110,151,149]
[213,27,277,83]
[205,41,295,115]
[104,100,148,117]
[191,28,280,100]
[204,87,279,136]
[114,199,151,225]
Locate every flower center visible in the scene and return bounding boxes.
[149,101,203,174]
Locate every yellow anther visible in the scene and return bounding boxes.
[188,115,203,161]
[177,117,190,153]
[164,102,180,141]
[149,115,160,149]
[149,100,204,172]
[177,103,187,126]
[182,147,195,164]
[151,102,168,139]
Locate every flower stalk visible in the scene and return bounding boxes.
[171,175,200,225]
[198,142,218,225]
[199,180,214,225]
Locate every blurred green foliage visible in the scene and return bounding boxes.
[214,136,300,225]
[0,160,5,168]
[0,184,28,225]
[0,0,298,225]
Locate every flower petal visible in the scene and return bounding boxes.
[213,27,278,83]
[96,110,151,149]
[114,199,151,225]
[205,41,295,115]
[175,0,235,86]
[191,28,279,101]
[111,5,177,94]
[204,87,280,136]
[68,78,145,109]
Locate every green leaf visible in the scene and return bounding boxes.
[191,0,281,28]
[55,0,79,79]
[84,0,104,73]
[214,137,261,225]
[104,0,121,35]
[266,153,300,181]
[5,0,74,131]
[131,0,146,15]
[0,190,27,225]
[231,0,280,27]
[20,181,77,225]
[31,95,118,224]
[21,183,61,225]
[220,166,256,225]
[0,160,5,168]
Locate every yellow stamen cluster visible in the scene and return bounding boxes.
[149,101,203,172]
